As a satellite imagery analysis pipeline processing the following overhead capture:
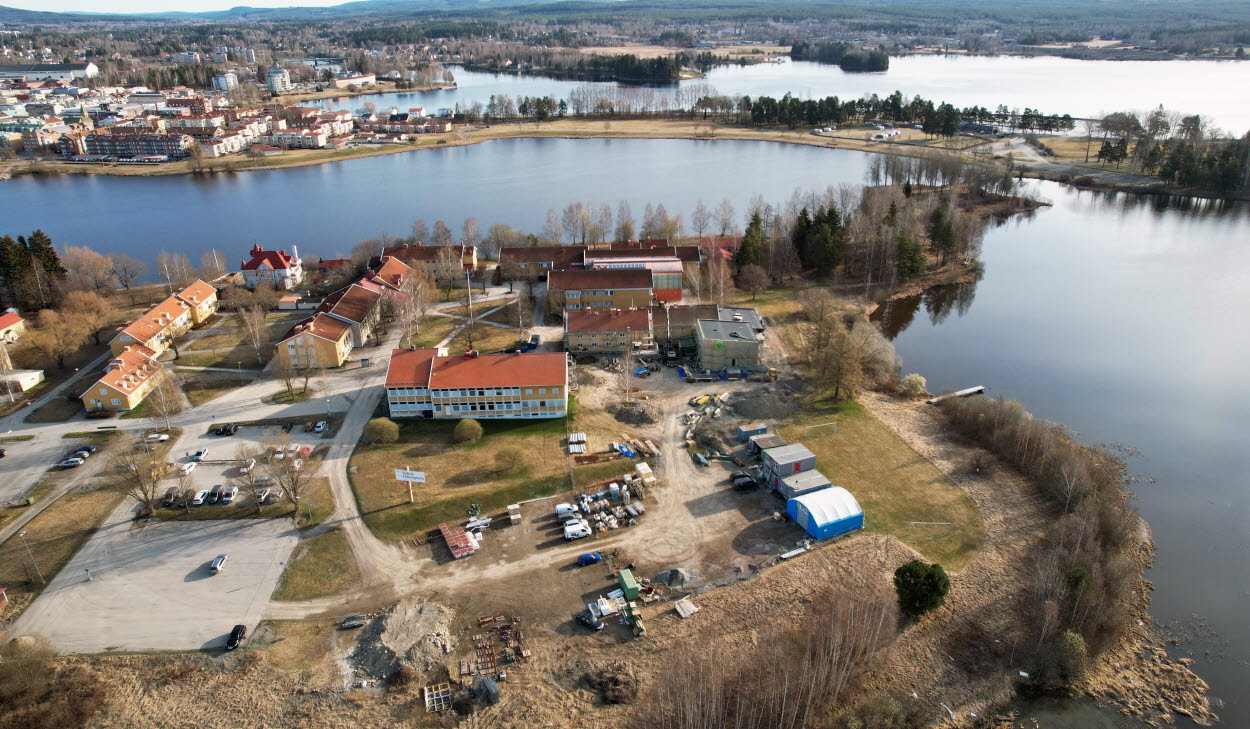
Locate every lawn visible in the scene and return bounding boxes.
[182,372,251,406]
[175,346,266,369]
[350,417,568,542]
[409,316,459,348]
[776,398,982,571]
[728,285,803,322]
[27,396,84,423]
[187,312,302,353]
[272,527,361,601]
[0,488,125,606]
[448,321,519,354]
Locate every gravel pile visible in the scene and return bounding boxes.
[732,391,799,419]
[349,600,456,682]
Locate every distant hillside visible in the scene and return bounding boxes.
[0,0,577,24]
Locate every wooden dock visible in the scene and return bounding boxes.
[926,386,986,405]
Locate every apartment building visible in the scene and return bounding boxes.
[175,279,220,325]
[564,308,653,353]
[212,72,238,92]
[273,313,354,369]
[546,269,654,312]
[109,296,192,357]
[315,282,382,345]
[81,345,164,412]
[385,347,569,420]
[83,132,195,158]
[650,304,764,352]
[498,245,587,281]
[240,244,303,290]
[379,243,477,277]
[267,67,293,93]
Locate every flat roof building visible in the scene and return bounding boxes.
[694,318,764,371]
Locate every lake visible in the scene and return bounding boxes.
[315,56,1250,133]
[3,137,1248,726]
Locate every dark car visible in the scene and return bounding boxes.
[0,448,7,458]
[226,624,246,650]
[732,476,757,490]
[282,422,295,432]
[160,487,179,508]
[207,484,223,505]
[575,610,605,632]
[214,425,227,435]
[175,489,195,507]
[77,444,99,454]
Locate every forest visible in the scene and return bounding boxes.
[789,41,890,72]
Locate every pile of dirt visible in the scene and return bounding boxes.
[582,662,637,705]
[732,390,799,419]
[610,402,656,425]
[349,600,456,683]
[654,567,695,588]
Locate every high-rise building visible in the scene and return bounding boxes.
[266,67,292,93]
[212,72,238,92]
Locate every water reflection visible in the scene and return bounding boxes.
[874,276,981,339]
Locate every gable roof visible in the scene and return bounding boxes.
[119,295,191,344]
[0,311,23,333]
[387,347,567,389]
[318,283,381,325]
[175,279,217,307]
[240,243,298,271]
[82,345,162,399]
[565,308,650,333]
[547,269,653,291]
[381,243,472,263]
[362,256,412,291]
[278,313,352,344]
[499,245,587,268]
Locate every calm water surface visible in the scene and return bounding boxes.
[2,138,1248,726]
[317,57,1250,133]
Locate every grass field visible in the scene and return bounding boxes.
[0,488,125,604]
[176,346,266,369]
[350,416,568,542]
[272,528,361,602]
[410,317,459,348]
[777,399,981,570]
[27,396,84,423]
[182,371,250,406]
[188,312,302,353]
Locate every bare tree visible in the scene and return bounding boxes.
[461,217,480,250]
[60,290,117,345]
[432,220,454,246]
[691,200,711,237]
[106,448,169,517]
[615,200,634,242]
[430,245,464,287]
[715,198,736,236]
[273,351,299,399]
[597,204,613,244]
[199,249,226,280]
[411,217,429,243]
[107,254,147,294]
[231,444,267,511]
[737,264,769,300]
[266,447,319,524]
[25,309,88,369]
[146,372,183,431]
[351,239,380,268]
[62,245,116,293]
[155,251,194,294]
[396,270,434,347]
[238,306,269,363]
[703,257,734,305]
[543,208,562,243]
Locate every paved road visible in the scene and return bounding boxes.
[9,500,298,653]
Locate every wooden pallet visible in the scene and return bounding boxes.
[423,683,452,712]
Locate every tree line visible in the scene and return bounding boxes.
[746,92,1075,135]
[789,41,890,72]
[1089,106,1250,194]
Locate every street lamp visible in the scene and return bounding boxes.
[18,530,45,585]
[238,361,243,386]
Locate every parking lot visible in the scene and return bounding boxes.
[10,501,299,653]
[164,423,329,506]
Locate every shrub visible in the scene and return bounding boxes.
[453,418,483,444]
[363,417,399,444]
[900,373,927,398]
[494,447,522,473]
[893,560,950,619]
[1055,630,1088,683]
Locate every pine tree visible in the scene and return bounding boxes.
[895,232,926,281]
[928,203,956,266]
[735,210,766,268]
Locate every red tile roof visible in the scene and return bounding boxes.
[318,283,381,324]
[0,311,23,333]
[279,313,352,343]
[317,258,352,270]
[175,279,217,306]
[382,243,471,263]
[363,256,412,290]
[387,348,566,389]
[596,245,701,263]
[82,345,162,399]
[547,269,653,291]
[240,243,298,271]
[565,308,650,333]
[499,245,587,268]
[120,295,191,344]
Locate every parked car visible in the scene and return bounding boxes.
[732,475,757,490]
[69,448,92,459]
[176,489,195,507]
[554,503,579,516]
[265,487,284,503]
[577,553,603,567]
[240,458,256,474]
[691,453,709,468]
[191,489,209,506]
[286,444,300,455]
[256,488,271,504]
[563,520,592,540]
[255,475,276,487]
[0,448,6,458]
[226,624,247,650]
[282,422,295,433]
[146,433,170,443]
[339,615,367,630]
[207,484,223,505]
[221,486,239,504]
[178,461,197,476]
[314,420,328,433]
[209,554,229,574]
[161,487,179,508]
[291,459,303,471]
[58,458,85,469]
[575,610,605,631]
[77,444,99,454]
[529,333,542,347]
[214,425,227,435]
[193,448,208,461]
[227,424,239,435]
[303,422,315,432]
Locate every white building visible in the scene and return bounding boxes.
[212,72,238,92]
[0,62,98,81]
[240,244,303,290]
[266,67,293,93]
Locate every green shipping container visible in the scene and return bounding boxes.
[618,568,640,600]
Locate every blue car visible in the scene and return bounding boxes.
[577,553,603,567]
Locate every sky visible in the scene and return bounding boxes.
[7,0,346,13]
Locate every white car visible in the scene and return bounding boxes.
[286,444,300,454]
[210,554,228,574]
[178,461,197,476]
[240,458,256,474]
[192,448,208,461]
[265,487,284,503]
[146,433,170,443]
[256,488,271,504]
[255,475,276,486]
[291,459,303,471]
[221,486,239,504]
[191,489,210,506]
[554,503,579,516]
[564,520,592,540]
[58,457,85,469]
[314,421,328,433]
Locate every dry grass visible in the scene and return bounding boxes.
[26,398,83,423]
[187,312,301,353]
[181,372,249,406]
[448,321,520,353]
[0,489,125,604]
[175,346,265,369]
[153,473,335,526]
[776,399,982,570]
[410,316,459,348]
[1033,134,1121,167]
[272,527,361,601]
[350,417,568,542]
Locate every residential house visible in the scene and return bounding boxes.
[240,243,303,290]
[273,313,354,369]
[379,243,476,279]
[360,255,414,293]
[81,345,164,412]
[174,279,219,324]
[385,347,569,420]
[564,308,653,353]
[0,310,26,371]
[498,245,586,280]
[109,295,193,357]
[546,269,654,312]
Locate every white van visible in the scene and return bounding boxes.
[554,503,579,516]
[564,521,592,540]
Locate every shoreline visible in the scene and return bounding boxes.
[274,80,456,105]
[2,119,1240,201]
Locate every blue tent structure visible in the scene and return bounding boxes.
[787,487,864,540]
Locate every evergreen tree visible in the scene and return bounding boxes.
[735,210,766,268]
[894,560,951,619]
[895,232,926,281]
[790,207,812,265]
[928,203,956,266]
